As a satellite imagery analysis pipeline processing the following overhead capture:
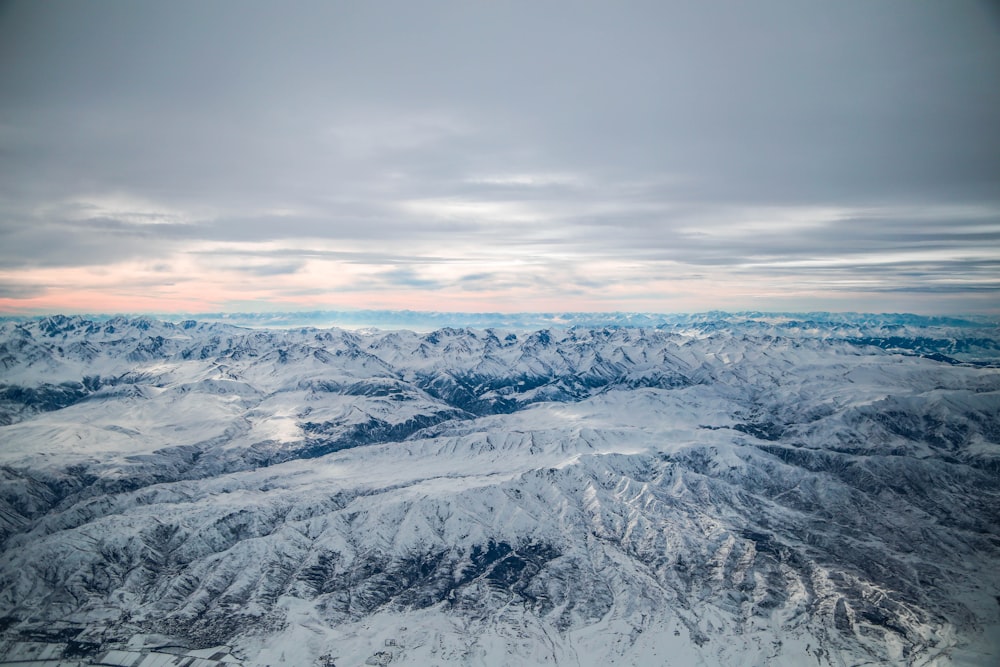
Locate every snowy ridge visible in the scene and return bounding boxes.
[0,315,999,666]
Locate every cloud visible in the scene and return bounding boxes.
[322,112,474,159]
[464,173,586,189]
[0,1,998,315]
[0,282,47,299]
[231,262,306,277]
[377,268,444,290]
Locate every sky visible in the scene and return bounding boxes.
[0,1,998,317]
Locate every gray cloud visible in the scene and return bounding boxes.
[231,262,307,278]
[0,1,997,313]
[0,217,181,269]
[380,268,446,290]
[0,282,47,299]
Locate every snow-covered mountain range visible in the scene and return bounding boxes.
[1,314,998,666]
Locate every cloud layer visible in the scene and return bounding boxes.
[1,1,998,315]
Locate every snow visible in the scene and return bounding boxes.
[1,314,998,666]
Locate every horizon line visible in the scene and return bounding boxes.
[3,309,996,330]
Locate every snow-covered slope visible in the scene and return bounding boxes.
[0,314,998,666]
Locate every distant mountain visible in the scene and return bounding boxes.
[3,309,996,335]
[0,314,998,665]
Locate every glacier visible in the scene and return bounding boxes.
[0,313,998,666]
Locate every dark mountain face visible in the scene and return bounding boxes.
[0,314,998,666]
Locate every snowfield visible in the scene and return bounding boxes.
[0,313,998,666]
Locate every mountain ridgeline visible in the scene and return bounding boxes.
[0,313,998,666]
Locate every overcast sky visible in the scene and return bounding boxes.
[1,1,998,316]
